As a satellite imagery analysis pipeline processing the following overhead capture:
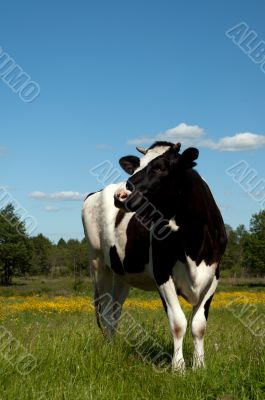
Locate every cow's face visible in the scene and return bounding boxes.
[115,143,199,213]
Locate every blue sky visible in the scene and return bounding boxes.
[0,0,265,242]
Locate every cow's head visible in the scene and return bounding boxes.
[114,141,199,216]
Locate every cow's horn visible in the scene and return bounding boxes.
[174,143,181,152]
[136,146,147,155]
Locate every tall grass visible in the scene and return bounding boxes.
[0,296,264,399]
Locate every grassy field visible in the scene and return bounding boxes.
[0,277,264,400]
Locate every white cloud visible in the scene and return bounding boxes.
[0,185,14,191]
[29,191,46,199]
[44,205,60,212]
[128,123,265,152]
[160,123,204,141]
[128,123,204,146]
[204,132,265,151]
[29,191,86,201]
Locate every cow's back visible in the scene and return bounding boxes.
[82,190,102,255]
[82,183,155,289]
[82,183,132,262]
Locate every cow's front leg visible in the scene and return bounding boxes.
[158,277,187,372]
[191,275,218,369]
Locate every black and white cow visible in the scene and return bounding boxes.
[82,141,227,371]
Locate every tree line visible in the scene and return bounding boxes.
[0,204,88,284]
[221,210,265,277]
[0,203,264,285]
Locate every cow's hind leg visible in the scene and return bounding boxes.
[191,275,218,369]
[91,258,129,338]
[111,274,130,332]
[91,258,115,338]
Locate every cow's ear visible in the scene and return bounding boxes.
[181,147,199,168]
[119,156,140,175]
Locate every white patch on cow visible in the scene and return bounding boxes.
[82,192,102,252]
[170,255,219,369]
[101,184,134,264]
[167,218,179,232]
[191,276,218,369]
[134,146,171,174]
[83,183,156,291]
[158,277,187,372]
[172,256,217,306]
[83,183,132,260]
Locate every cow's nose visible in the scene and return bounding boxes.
[114,189,131,202]
[114,188,131,208]
[117,190,129,201]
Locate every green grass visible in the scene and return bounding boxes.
[1,275,265,297]
[0,276,93,297]
[0,277,264,399]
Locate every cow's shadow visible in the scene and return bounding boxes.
[120,334,194,371]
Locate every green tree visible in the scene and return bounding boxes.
[64,239,88,277]
[243,210,265,275]
[220,224,248,275]
[57,238,67,248]
[31,234,53,275]
[47,239,69,276]
[0,204,32,285]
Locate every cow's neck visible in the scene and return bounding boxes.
[154,170,202,222]
[171,169,225,265]
[174,170,209,223]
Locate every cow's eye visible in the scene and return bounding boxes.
[152,167,162,174]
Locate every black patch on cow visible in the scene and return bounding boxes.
[148,141,175,150]
[152,234,178,286]
[84,189,103,201]
[159,291,168,313]
[215,264,220,279]
[115,210,125,228]
[84,192,95,201]
[174,170,227,267]
[125,148,227,273]
[152,230,185,286]
[204,295,214,320]
[123,215,150,273]
[115,142,227,299]
[93,285,103,331]
[109,246,124,275]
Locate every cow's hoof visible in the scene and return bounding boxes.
[192,357,205,370]
[172,360,186,375]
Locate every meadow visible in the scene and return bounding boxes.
[0,277,264,400]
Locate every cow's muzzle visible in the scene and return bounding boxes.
[114,188,132,209]
[114,187,148,212]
